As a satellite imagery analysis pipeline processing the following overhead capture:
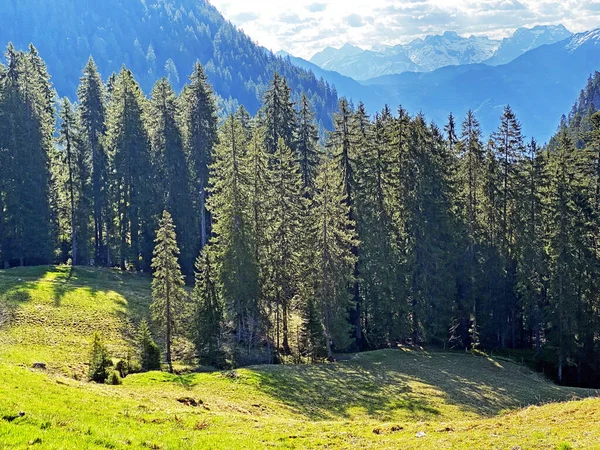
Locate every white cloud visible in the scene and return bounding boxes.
[209,0,600,59]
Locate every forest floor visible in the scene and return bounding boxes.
[0,266,599,449]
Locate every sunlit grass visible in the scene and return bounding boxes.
[0,266,598,449]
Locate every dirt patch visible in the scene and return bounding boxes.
[177,397,203,407]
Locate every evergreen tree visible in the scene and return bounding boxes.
[492,105,525,348]
[453,110,485,348]
[180,62,218,251]
[193,250,224,367]
[266,137,305,355]
[56,97,92,265]
[208,115,260,348]
[546,130,581,383]
[0,44,53,266]
[137,319,161,371]
[328,98,362,347]
[78,57,108,265]
[295,93,320,194]
[151,210,186,373]
[88,332,112,382]
[148,78,195,275]
[355,110,401,348]
[261,73,296,155]
[105,67,155,270]
[310,156,358,359]
[515,138,547,355]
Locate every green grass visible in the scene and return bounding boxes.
[0,266,599,449]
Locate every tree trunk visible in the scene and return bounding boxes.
[282,300,291,355]
[166,275,173,373]
[200,185,207,249]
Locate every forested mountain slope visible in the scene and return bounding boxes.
[0,0,338,126]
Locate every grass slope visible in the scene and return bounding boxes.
[0,266,598,449]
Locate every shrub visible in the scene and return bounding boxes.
[137,319,161,371]
[88,333,112,383]
[115,359,128,378]
[106,370,122,386]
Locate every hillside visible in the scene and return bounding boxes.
[0,266,598,449]
[0,0,338,126]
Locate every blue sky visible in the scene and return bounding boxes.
[210,0,600,58]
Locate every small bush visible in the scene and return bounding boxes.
[106,370,122,386]
[115,358,132,378]
[88,333,112,383]
[137,319,161,371]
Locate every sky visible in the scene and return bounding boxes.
[210,0,600,59]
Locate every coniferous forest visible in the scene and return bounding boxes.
[3,44,600,388]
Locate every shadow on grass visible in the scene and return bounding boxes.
[251,349,592,421]
[253,360,441,420]
[0,265,153,348]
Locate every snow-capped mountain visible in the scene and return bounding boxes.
[400,32,499,71]
[309,31,500,79]
[310,43,364,68]
[485,24,572,65]
[308,25,572,80]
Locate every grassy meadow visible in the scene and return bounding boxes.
[0,266,598,449]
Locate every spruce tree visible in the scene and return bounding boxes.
[148,78,195,275]
[56,97,91,265]
[137,319,161,371]
[261,73,296,155]
[180,62,218,251]
[328,98,362,347]
[78,57,108,265]
[105,67,155,270]
[0,44,53,266]
[296,93,320,194]
[492,105,525,348]
[546,129,580,383]
[151,210,186,373]
[193,250,223,367]
[453,110,485,348]
[208,115,260,348]
[355,111,400,348]
[310,156,358,359]
[267,137,305,355]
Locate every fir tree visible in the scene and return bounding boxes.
[151,210,186,373]
[180,62,218,251]
[56,97,91,265]
[311,156,358,359]
[78,57,108,265]
[193,250,224,367]
[148,78,195,275]
[295,93,320,194]
[137,319,161,371]
[208,115,260,348]
[105,67,155,270]
[261,73,297,155]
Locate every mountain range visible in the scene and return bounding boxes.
[0,0,598,142]
[309,25,572,80]
[360,28,600,142]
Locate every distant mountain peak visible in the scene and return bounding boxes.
[485,24,572,65]
[567,28,600,51]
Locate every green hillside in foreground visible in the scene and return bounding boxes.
[0,266,599,449]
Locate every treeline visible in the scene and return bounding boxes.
[2,45,600,386]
